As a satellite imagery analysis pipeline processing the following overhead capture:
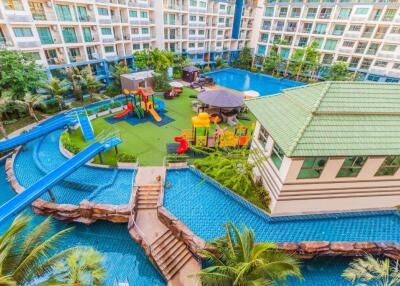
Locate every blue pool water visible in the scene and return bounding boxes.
[207,68,305,96]
[164,169,400,243]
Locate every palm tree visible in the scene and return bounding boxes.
[86,76,103,102]
[343,255,400,286]
[23,92,47,122]
[66,67,90,101]
[41,78,70,111]
[194,222,302,286]
[0,93,12,139]
[112,62,131,89]
[0,213,106,285]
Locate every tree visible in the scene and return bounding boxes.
[66,67,90,101]
[133,50,151,70]
[148,48,174,73]
[0,214,106,285]
[288,48,306,80]
[342,255,400,286]
[326,61,351,81]
[303,41,321,81]
[41,78,70,111]
[23,92,47,121]
[0,50,46,100]
[0,93,13,138]
[112,62,131,89]
[86,76,103,101]
[194,222,302,285]
[235,47,253,70]
[215,57,227,70]
[263,43,282,76]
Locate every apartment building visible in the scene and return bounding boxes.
[0,0,256,81]
[253,0,400,82]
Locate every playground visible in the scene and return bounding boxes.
[67,87,256,166]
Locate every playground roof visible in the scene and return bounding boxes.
[246,81,400,157]
[198,89,244,108]
[183,66,199,72]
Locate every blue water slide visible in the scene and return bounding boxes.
[76,110,95,142]
[0,137,121,224]
[0,116,77,153]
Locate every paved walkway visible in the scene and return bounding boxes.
[131,167,201,286]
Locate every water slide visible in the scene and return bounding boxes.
[0,137,121,224]
[0,116,76,153]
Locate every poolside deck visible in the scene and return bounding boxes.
[129,166,201,286]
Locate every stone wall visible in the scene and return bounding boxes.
[277,241,400,260]
[5,152,130,224]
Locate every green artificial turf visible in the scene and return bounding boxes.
[68,87,256,166]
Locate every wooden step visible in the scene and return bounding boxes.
[152,234,176,254]
[138,192,159,197]
[137,205,158,210]
[138,197,158,202]
[164,252,192,280]
[158,244,188,269]
[151,231,173,249]
[154,240,185,261]
[138,185,160,191]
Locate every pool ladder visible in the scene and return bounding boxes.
[114,278,130,286]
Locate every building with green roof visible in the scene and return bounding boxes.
[246,81,400,216]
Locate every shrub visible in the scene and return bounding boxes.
[116,153,137,163]
[61,133,81,154]
[111,101,122,108]
[87,109,94,116]
[173,69,182,79]
[165,154,189,163]
[152,72,171,92]
[203,65,211,73]
[104,84,120,97]
[97,105,109,113]
[250,67,259,73]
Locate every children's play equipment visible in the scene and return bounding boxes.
[114,88,165,123]
[174,136,189,154]
[173,112,255,154]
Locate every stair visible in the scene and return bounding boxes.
[136,185,160,210]
[151,230,192,280]
[78,112,95,142]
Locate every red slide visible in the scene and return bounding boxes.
[174,136,189,154]
[114,102,134,119]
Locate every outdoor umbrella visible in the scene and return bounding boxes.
[169,81,184,88]
[198,89,244,108]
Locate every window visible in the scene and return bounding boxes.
[349,57,360,68]
[391,27,400,34]
[376,156,400,176]
[322,54,333,64]
[56,4,72,21]
[314,23,327,34]
[337,56,348,62]
[13,27,33,37]
[319,8,332,19]
[82,27,92,42]
[349,25,361,32]
[0,28,6,45]
[383,9,397,21]
[62,27,77,43]
[281,47,290,59]
[337,157,367,177]
[324,39,337,50]
[366,43,379,55]
[355,42,367,54]
[3,0,23,10]
[382,44,396,52]
[271,143,284,169]
[132,44,140,50]
[101,28,112,35]
[298,37,308,47]
[393,63,400,70]
[306,8,317,18]
[190,0,196,6]
[257,126,269,149]
[374,60,388,68]
[338,8,351,19]
[29,1,46,20]
[264,7,274,17]
[291,7,301,17]
[279,7,288,17]
[332,25,345,36]
[199,1,206,7]
[360,58,372,69]
[371,9,382,21]
[189,15,196,21]
[343,41,355,48]
[104,46,114,53]
[355,8,369,15]
[37,27,53,44]
[140,11,148,18]
[313,38,323,48]
[129,10,137,17]
[297,157,328,179]
[68,47,80,62]
[141,27,149,34]
[97,8,108,16]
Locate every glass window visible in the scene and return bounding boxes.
[306,8,317,18]
[376,156,400,176]
[199,1,206,8]
[140,11,148,18]
[13,27,33,37]
[37,27,53,44]
[297,157,328,179]
[279,7,288,17]
[271,143,284,169]
[141,27,149,34]
[3,0,23,10]
[337,156,367,177]
[29,1,46,20]
[56,4,72,21]
[355,8,369,15]
[129,10,137,17]
[190,0,196,6]
[338,8,351,19]
[97,7,108,16]
[360,58,372,69]
[257,125,269,149]
[374,60,388,68]
[382,44,396,52]
[324,39,337,50]
[104,46,114,53]
[314,23,327,34]
[383,9,397,21]
[82,27,92,42]
[349,25,361,32]
[332,24,345,36]
[62,27,77,43]
[101,28,112,35]
[264,7,274,17]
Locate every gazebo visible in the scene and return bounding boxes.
[182,66,200,83]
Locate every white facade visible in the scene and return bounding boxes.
[252,0,400,81]
[0,0,254,68]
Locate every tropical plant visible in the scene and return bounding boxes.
[288,48,306,80]
[0,50,46,99]
[326,61,351,81]
[41,78,70,111]
[23,92,47,121]
[263,43,282,76]
[86,76,103,101]
[303,41,321,81]
[195,222,302,286]
[234,47,253,70]
[0,213,106,285]
[112,62,131,89]
[152,72,171,92]
[133,49,151,70]
[342,255,400,286]
[0,93,12,138]
[193,149,270,210]
[66,67,90,101]
[215,57,227,70]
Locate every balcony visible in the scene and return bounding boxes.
[374,32,386,39]
[128,1,150,8]
[129,19,151,25]
[318,13,331,20]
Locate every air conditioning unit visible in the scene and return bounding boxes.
[46,1,52,7]
[58,48,64,54]
[51,25,57,32]
[88,4,93,10]
[92,26,97,31]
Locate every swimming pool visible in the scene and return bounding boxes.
[207,68,305,96]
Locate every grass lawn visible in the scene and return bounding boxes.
[67,87,256,166]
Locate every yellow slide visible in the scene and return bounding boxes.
[147,102,161,122]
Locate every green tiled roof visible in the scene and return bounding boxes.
[246,81,400,157]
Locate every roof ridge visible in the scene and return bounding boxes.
[286,82,332,156]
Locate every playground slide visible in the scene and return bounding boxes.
[174,136,189,154]
[149,108,161,122]
[0,117,76,153]
[0,138,121,224]
[114,102,134,119]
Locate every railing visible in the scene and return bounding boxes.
[96,126,120,143]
